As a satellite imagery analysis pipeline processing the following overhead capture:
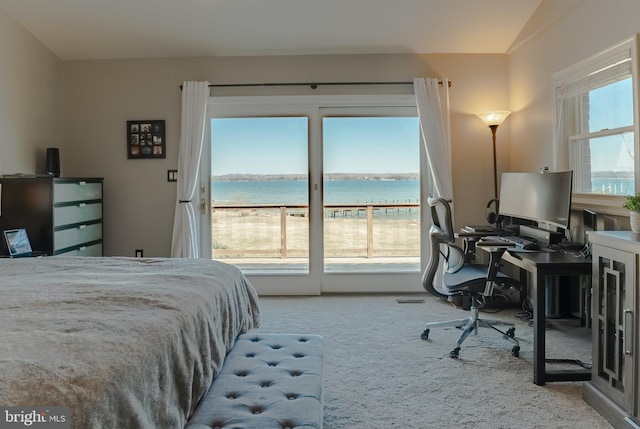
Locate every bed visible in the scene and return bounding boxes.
[0,256,260,429]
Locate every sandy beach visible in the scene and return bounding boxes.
[212,208,420,258]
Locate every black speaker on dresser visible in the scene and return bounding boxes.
[45,147,60,177]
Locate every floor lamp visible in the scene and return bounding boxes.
[476,111,511,200]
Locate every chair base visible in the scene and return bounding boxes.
[421,301,520,358]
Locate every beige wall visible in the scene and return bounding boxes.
[509,0,640,172]
[0,6,62,174]
[62,54,510,257]
[508,0,640,233]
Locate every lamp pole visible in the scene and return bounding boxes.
[476,111,511,206]
[490,124,499,200]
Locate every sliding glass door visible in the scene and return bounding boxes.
[203,95,425,294]
[209,117,310,274]
[322,115,421,273]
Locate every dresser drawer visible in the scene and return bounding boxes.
[53,223,102,252]
[54,203,102,226]
[54,181,102,204]
[55,242,103,257]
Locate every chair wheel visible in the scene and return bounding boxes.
[506,327,516,338]
[420,329,430,340]
[511,346,520,357]
[450,347,460,359]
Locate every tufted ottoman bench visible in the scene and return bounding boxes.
[185,333,324,429]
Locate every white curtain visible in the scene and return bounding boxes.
[170,81,210,258]
[414,78,453,200]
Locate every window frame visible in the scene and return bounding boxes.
[552,35,640,215]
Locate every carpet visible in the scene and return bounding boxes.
[252,294,613,429]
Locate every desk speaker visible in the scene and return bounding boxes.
[45,147,60,177]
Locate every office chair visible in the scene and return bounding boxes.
[421,197,521,358]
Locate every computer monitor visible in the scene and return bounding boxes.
[498,171,573,230]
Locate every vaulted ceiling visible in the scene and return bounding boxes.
[0,0,550,61]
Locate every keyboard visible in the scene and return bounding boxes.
[499,235,539,250]
[479,235,539,250]
[461,225,500,233]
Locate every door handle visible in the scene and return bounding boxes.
[624,309,633,356]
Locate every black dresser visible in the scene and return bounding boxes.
[0,176,103,256]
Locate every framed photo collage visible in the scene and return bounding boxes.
[127,120,165,159]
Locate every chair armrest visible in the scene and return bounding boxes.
[485,246,508,281]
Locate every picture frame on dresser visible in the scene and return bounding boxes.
[127,119,165,159]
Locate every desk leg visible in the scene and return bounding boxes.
[533,272,546,386]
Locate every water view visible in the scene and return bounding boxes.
[212,176,420,205]
[209,115,422,274]
[591,177,634,195]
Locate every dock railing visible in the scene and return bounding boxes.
[211,202,420,259]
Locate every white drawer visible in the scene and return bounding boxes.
[54,203,102,227]
[55,242,103,257]
[54,223,102,251]
[54,181,102,204]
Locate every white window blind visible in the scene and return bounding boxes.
[555,51,633,99]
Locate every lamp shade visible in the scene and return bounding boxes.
[477,111,511,127]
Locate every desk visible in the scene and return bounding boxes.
[480,246,592,385]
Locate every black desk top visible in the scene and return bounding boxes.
[501,248,591,275]
[507,248,588,263]
[476,240,590,268]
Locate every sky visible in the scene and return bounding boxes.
[209,80,632,178]
[588,77,634,172]
[210,116,420,176]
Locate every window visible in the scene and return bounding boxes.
[553,36,638,203]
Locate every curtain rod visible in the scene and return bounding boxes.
[180,80,451,90]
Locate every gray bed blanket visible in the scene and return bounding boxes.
[0,256,260,429]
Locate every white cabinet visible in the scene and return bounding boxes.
[584,231,640,429]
